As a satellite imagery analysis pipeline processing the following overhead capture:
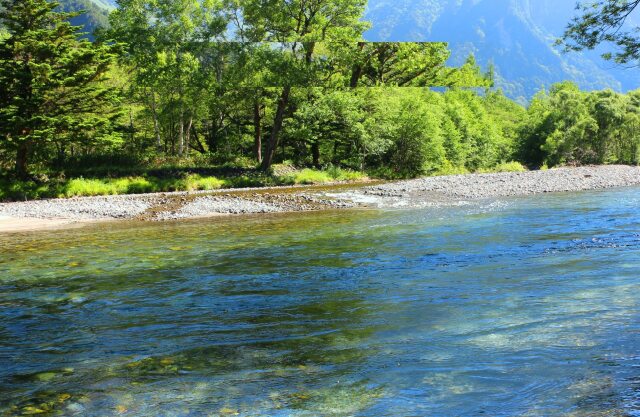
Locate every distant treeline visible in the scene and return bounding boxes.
[0,0,638,180]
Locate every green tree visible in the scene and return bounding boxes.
[285,88,370,168]
[0,0,119,177]
[385,92,447,177]
[108,0,228,156]
[622,90,640,163]
[517,90,554,167]
[442,90,507,171]
[236,0,369,170]
[539,82,599,166]
[588,89,627,163]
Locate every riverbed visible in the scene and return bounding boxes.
[1,186,640,416]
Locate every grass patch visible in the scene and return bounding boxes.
[0,167,367,201]
[0,175,227,200]
[284,167,366,185]
[433,164,470,176]
[287,169,334,185]
[476,161,528,174]
[64,178,129,197]
[63,177,166,197]
[327,167,367,181]
[189,175,225,191]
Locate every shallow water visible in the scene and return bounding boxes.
[1,187,640,416]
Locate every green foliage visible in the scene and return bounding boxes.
[381,91,447,178]
[0,178,52,200]
[64,178,130,196]
[286,169,334,185]
[518,82,640,167]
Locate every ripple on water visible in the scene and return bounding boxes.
[1,187,640,416]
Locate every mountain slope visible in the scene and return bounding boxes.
[0,0,110,38]
[59,0,110,36]
[364,0,640,101]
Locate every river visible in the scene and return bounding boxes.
[1,187,640,416]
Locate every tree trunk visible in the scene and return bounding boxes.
[191,125,207,153]
[350,66,363,88]
[350,42,366,88]
[15,142,29,178]
[178,109,185,157]
[311,140,320,168]
[150,90,162,153]
[129,108,135,149]
[184,116,193,157]
[170,118,175,155]
[253,100,263,163]
[261,86,291,171]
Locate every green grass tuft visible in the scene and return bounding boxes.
[476,161,528,174]
[434,164,470,176]
[183,175,225,191]
[289,169,334,185]
[63,178,123,197]
[283,168,366,185]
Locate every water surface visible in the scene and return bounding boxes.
[1,187,640,416]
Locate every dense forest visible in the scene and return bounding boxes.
[0,0,639,199]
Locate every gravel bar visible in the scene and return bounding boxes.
[341,165,640,208]
[0,166,638,223]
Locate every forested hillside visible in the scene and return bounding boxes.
[58,0,109,35]
[365,0,640,101]
[1,0,110,35]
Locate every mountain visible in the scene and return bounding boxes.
[364,0,640,102]
[59,0,111,36]
[0,0,110,38]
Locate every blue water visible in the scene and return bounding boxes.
[1,187,640,416]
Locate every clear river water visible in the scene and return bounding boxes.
[1,187,640,416]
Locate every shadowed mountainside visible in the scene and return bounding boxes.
[365,0,640,102]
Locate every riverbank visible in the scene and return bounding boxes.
[1,165,639,232]
[0,183,362,232]
[343,165,640,208]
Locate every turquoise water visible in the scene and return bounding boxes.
[1,187,640,416]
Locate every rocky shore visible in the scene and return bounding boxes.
[0,187,354,223]
[346,165,640,208]
[0,165,639,231]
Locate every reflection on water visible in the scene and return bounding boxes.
[1,187,640,416]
